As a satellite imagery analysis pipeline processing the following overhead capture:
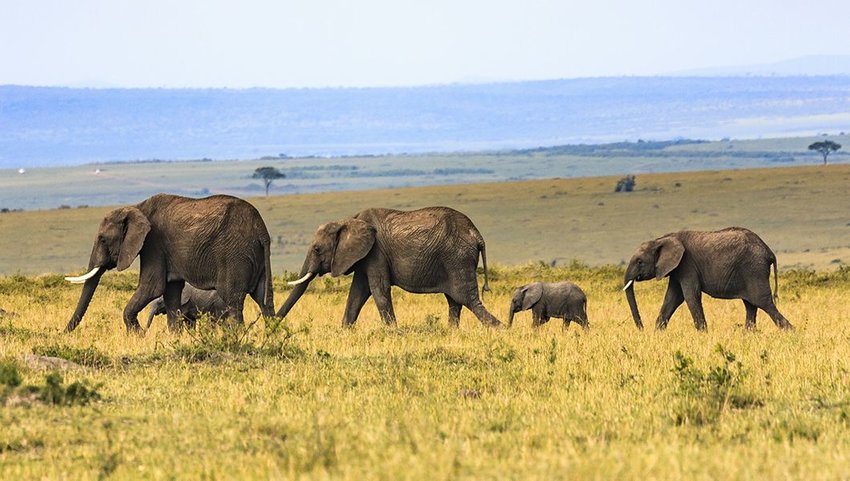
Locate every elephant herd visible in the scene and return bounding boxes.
[64,193,793,333]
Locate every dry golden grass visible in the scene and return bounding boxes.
[1,264,849,479]
[1,164,850,479]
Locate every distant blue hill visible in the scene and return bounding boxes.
[2,76,849,167]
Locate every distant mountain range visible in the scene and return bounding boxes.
[672,55,850,77]
[2,75,850,168]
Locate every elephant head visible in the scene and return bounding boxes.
[64,206,151,332]
[276,219,376,318]
[622,236,684,329]
[508,283,543,327]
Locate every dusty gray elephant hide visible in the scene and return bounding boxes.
[64,194,274,332]
[145,284,228,330]
[623,227,793,331]
[509,281,588,329]
[278,206,501,327]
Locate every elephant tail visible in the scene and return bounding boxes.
[263,237,274,312]
[478,238,491,294]
[772,258,779,302]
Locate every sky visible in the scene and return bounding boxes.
[1,0,849,88]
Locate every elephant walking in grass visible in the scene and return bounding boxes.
[145,284,227,330]
[508,281,589,329]
[64,194,274,332]
[623,227,793,331]
[277,206,501,328]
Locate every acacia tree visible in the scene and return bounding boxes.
[253,166,286,196]
[808,140,841,165]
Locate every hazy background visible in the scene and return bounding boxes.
[2,0,849,88]
[1,1,849,169]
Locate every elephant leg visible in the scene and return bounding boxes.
[218,288,246,325]
[533,314,550,328]
[681,284,708,331]
[576,312,589,329]
[164,280,185,332]
[124,285,165,333]
[342,270,372,327]
[752,296,794,330]
[743,300,758,330]
[367,275,396,327]
[655,280,684,330]
[249,286,274,318]
[445,295,462,327]
[465,298,502,328]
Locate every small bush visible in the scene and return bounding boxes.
[0,359,22,387]
[670,345,759,426]
[2,369,101,407]
[615,175,636,192]
[174,315,306,363]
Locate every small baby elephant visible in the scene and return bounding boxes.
[145,284,227,330]
[508,281,589,329]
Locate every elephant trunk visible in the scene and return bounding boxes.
[145,297,166,330]
[623,275,643,330]
[508,308,515,327]
[65,269,105,332]
[276,260,317,318]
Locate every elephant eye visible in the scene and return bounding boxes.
[312,245,321,254]
[637,259,643,266]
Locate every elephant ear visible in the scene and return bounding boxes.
[117,207,151,271]
[521,283,544,310]
[331,219,375,277]
[655,236,685,280]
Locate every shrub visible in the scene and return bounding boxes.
[670,345,760,426]
[615,175,636,192]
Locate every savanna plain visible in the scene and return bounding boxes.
[2,163,850,479]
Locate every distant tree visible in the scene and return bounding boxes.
[253,166,286,196]
[808,140,841,165]
[615,175,636,192]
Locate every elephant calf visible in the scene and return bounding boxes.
[623,227,793,331]
[509,281,589,329]
[145,284,227,330]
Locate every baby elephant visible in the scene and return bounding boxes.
[509,281,589,329]
[145,284,227,330]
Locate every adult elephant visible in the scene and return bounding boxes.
[622,227,793,331]
[277,207,501,328]
[64,194,274,332]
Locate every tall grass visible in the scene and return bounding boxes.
[1,265,849,479]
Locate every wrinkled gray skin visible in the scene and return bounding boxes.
[623,227,793,331]
[145,284,227,330]
[277,207,501,327]
[509,281,588,329]
[65,194,274,333]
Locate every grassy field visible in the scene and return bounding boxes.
[1,162,849,276]
[1,264,849,479]
[1,162,850,479]
[1,135,846,212]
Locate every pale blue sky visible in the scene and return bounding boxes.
[1,0,849,88]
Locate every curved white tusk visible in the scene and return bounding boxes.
[622,279,634,291]
[65,266,101,284]
[287,272,314,286]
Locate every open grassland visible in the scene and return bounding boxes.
[1,163,849,276]
[1,265,850,479]
[1,135,846,212]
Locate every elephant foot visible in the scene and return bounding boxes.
[124,322,143,335]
